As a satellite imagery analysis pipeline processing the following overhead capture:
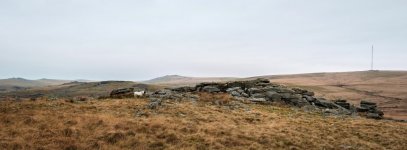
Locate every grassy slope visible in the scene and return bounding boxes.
[0,78,71,87]
[0,78,72,93]
[261,71,407,120]
[0,81,163,99]
[0,98,406,149]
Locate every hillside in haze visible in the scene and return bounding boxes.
[0,78,72,93]
[0,81,163,99]
[143,75,238,86]
[0,78,70,87]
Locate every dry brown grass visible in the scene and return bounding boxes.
[198,93,233,105]
[0,98,406,150]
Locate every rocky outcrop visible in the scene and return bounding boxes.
[195,78,272,93]
[110,88,134,98]
[334,100,351,109]
[357,100,384,119]
[148,89,199,102]
[171,86,196,93]
[314,98,339,109]
[195,79,319,107]
[111,78,385,119]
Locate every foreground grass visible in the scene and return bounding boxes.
[0,98,406,150]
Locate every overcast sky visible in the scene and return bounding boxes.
[1,0,406,81]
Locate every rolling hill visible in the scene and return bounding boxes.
[0,81,163,99]
[0,78,73,93]
[0,78,70,87]
[143,75,238,86]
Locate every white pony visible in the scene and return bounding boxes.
[134,90,145,97]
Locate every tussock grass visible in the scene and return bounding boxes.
[0,98,406,149]
[198,92,232,105]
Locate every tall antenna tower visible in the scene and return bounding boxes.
[370,45,374,70]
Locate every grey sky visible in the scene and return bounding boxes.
[1,0,406,80]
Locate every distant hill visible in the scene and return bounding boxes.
[0,78,71,87]
[0,78,73,93]
[0,81,163,98]
[0,78,97,93]
[143,75,238,86]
